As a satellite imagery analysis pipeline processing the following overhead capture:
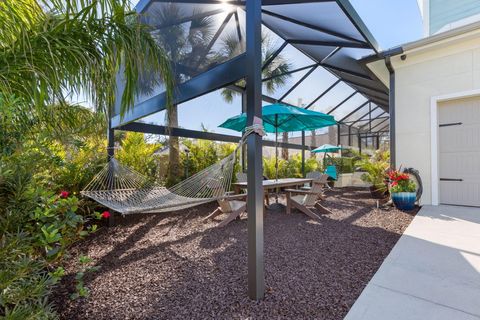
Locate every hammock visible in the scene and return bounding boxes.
[81,151,237,215]
[81,122,265,215]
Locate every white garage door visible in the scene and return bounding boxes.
[438,96,480,207]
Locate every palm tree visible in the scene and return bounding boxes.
[0,0,173,118]
[219,32,292,103]
[148,3,219,184]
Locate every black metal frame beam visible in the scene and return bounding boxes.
[305,79,340,109]
[337,100,369,122]
[348,105,380,127]
[287,39,369,49]
[279,65,318,101]
[261,63,316,82]
[375,124,389,133]
[366,117,389,131]
[261,9,367,45]
[336,0,379,53]
[142,0,335,9]
[262,41,288,70]
[111,53,247,128]
[359,111,386,130]
[327,91,357,114]
[153,8,224,30]
[117,122,315,150]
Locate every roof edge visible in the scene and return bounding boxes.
[361,20,480,63]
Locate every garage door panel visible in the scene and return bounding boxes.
[439,152,480,178]
[438,96,480,207]
[440,181,480,207]
[439,124,480,153]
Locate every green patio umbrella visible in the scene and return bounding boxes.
[219,103,337,180]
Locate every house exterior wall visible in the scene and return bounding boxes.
[392,30,480,205]
[417,0,480,36]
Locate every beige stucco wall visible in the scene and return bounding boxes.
[391,31,480,205]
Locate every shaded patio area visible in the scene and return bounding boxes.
[54,188,416,319]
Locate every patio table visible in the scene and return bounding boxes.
[233,178,313,205]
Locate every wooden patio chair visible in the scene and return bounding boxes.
[285,175,332,220]
[204,179,247,227]
[301,171,323,190]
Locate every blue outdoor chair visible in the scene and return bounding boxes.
[324,165,338,181]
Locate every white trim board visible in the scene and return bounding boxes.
[430,88,480,205]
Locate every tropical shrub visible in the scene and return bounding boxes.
[116,132,162,178]
[263,154,320,179]
[358,150,390,193]
[0,159,101,318]
[0,0,174,317]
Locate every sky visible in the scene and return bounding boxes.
[134,0,423,139]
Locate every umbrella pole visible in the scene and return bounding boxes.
[275,118,280,204]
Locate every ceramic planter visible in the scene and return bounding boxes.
[391,192,416,210]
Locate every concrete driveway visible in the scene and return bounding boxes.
[345,205,480,320]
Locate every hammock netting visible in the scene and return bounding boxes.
[81,123,265,215]
[81,149,237,215]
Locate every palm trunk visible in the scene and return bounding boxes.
[310,129,316,158]
[167,104,180,185]
[281,131,289,160]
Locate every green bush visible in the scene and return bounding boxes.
[0,159,99,319]
[263,154,320,179]
[358,150,390,192]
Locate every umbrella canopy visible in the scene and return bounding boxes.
[219,103,336,133]
[311,144,344,153]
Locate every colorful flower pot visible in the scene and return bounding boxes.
[391,192,416,211]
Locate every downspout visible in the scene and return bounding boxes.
[381,46,403,169]
[385,56,396,169]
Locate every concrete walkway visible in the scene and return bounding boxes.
[345,205,480,320]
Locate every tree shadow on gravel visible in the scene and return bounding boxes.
[54,188,417,320]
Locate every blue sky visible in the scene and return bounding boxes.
[139,0,423,138]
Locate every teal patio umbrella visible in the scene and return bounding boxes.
[312,144,345,171]
[219,103,337,180]
[311,144,344,153]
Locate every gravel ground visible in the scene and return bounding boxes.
[53,187,418,320]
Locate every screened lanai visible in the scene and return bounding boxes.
[112,0,390,151]
[110,0,391,300]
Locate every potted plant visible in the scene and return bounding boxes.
[388,170,417,210]
[358,151,390,199]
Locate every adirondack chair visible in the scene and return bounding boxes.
[301,171,323,190]
[285,175,332,219]
[204,180,247,227]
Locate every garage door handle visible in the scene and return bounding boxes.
[439,122,462,127]
[440,178,463,181]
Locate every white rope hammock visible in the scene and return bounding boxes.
[81,120,265,215]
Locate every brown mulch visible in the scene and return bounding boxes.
[52,187,418,320]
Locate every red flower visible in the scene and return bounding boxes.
[101,211,111,219]
[59,191,69,198]
[391,181,398,186]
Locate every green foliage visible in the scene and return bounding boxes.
[180,139,239,183]
[71,255,100,300]
[263,154,320,179]
[390,179,417,193]
[0,0,173,116]
[0,159,99,318]
[358,150,390,191]
[117,132,161,178]
[324,157,355,174]
[389,170,417,193]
